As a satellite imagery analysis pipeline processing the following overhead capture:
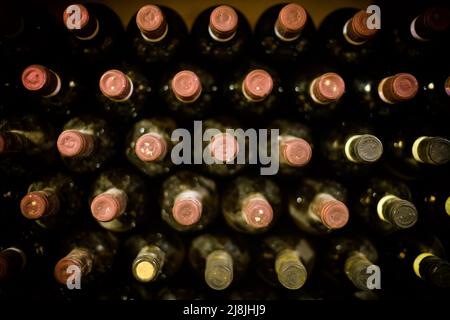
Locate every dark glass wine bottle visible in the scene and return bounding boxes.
[355,178,418,234]
[383,5,450,67]
[268,119,313,176]
[322,235,379,291]
[62,3,125,67]
[256,234,315,290]
[98,67,154,122]
[57,115,116,173]
[288,178,349,235]
[191,5,251,66]
[19,173,84,230]
[54,229,118,288]
[351,71,419,119]
[127,4,188,67]
[125,117,177,177]
[224,65,282,118]
[0,114,57,178]
[125,231,184,283]
[319,8,380,67]
[222,176,281,234]
[89,168,149,233]
[160,171,218,232]
[254,3,316,66]
[382,120,450,180]
[189,234,249,290]
[201,118,245,176]
[383,234,450,289]
[21,64,87,119]
[160,64,217,119]
[290,67,345,121]
[320,121,383,178]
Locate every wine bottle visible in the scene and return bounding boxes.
[0,114,57,178]
[188,234,249,290]
[125,231,184,283]
[54,229,118,287]
[62,3,125,67]
[418,71,450,117]
[160,171,218,232]
[290,67,345,121]
[222,176,281,234]
[320,121,383,178]
[21,64,86,119]
[383,234,450,289]
[98,67,154,122]
[201,118,245,176]
[127,4,188,67]
[160,64,217,119]
[355,178,418,234]
[322,235,379,291]
[319,8,380,67]
[0,226,49,282]
[288,178,349,235]
[351,71,419,119]
[125,117,177,177]
[19,173,84,230]
[191,5,251,66]
[254,3,316,66]
[382,120,450,180]
[57,115,116,173]
[224,65,282,118]
[256,235,315,290]
[268,119,313,176]
[89,168,149,233]
[383,5,450,67]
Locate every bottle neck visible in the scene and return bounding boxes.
[413,253,450,288]
[279,135,312,167]
[342,10,378,45]
[0,248,27,281]
[275,249,307,290]
[344,134,383,164]
[132,245,165,283]
[378,73,418,104]
[64,4,100,40]
[22,65,61,98]
[54,248,93,285]
[309,73,345,105]
[172,190,203,226]
[409,7,450,42]
[412,136,450,165]
[91,188,128,222]
[20,188,60,219]
[344,252,374,290]
[310,193,349,230]
[205,250,233,290]
[376,195,418,229]
[0,131,27,154]
[241,193,273,229]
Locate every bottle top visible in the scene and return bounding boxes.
[352,134,383,163]
[346,10,378,43]
[172,191,203,226]
[209,5,238,39]
[275,3,307,39]
[380,73,418,103]
[209,133,239,162]
[54,249,92,285]
[20,191,53,219]
[135,133,167,162]
[311,72,345,103]
[100,70,133,101]
[281,137,312,167]
[171,70,202,102]
[90,189,127,222]
[57,130,94,158]
[319,199,349,229]
[136,5,167,40]
[63,4,90,30]
[243,69,273,101]
[242,195,273,229]
[21,65,59,96]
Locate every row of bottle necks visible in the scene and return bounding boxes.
[1,3,450,121]
[1,114,449,180]
[1,224,450,298]
[1,2,449,72]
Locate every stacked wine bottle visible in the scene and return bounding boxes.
[1,0,450,300]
